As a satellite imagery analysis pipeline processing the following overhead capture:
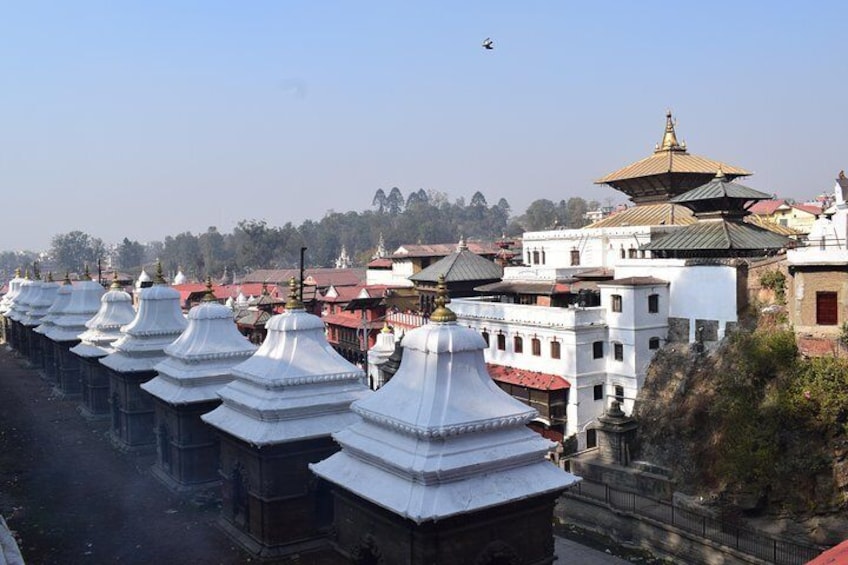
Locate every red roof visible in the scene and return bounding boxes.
[792,203,822,216]
[245,268,365,289]
[367,257,393,268]
[486,364,569,391]
[320,285,364,303]
[748,199,786,215]
[392,241,500,258]
[321,313,384,330]
[805,539,848,564]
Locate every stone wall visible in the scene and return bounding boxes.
[667,318,690,343]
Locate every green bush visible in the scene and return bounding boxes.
[759,269,787,304]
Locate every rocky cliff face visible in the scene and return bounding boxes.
[632,323,848,543]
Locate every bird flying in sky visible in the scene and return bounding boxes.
[482,37,493,50]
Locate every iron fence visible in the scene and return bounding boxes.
[564,479,824,565]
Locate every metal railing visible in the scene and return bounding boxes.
[564,479,825,565]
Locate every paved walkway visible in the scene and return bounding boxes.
[0,345,632,564]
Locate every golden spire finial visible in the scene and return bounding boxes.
[110,271,121,290]
[715,165,725,180]
[381,321,392,334]
[83,264,92,281]
[63,272,72,285]
[656,110,684,153]
[261,281,270,296]
[14,267,21,278]
[285,276,304,310]
[154,261,166,285]
[201,276,217,302]
[23,268,30,280]
[429,274,457,323]
[47,272,54,283]
[457,235,468,252]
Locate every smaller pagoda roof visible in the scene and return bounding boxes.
[71,283,137,358]
[202,283,371,446]
[669,172,772,205]
[101,269,189,373]
[142,295,257,405]
[642,220,790,253]
[595,151,750,185]
[45,278,105,342]
[409,244,503,284]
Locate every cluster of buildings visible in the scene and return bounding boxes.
[1,111,846,561]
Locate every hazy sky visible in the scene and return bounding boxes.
[1,2,845,251]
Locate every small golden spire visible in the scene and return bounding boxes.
[110,271,122,291]
[381,321,392,334]
[715,165,725,180]
[261,281,270,296]
[14,267,21,278]
[154,261,166,285]
[201,276,217,302]
[83,264,92,281]
[429,274,456,323]
[23,268,30,280]
[285,276,304,310]
[656,110,684,153]
[63,272,72,285]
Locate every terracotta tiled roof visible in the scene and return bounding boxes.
[321,313,384,330]
[320,285,363,303]
[486,364,569,391]
[586,203,696,228]
[792,203,823,216]
[805,539,848,565]
[595,151,750,185]
[367,257,393,268]
[747,199,787,215]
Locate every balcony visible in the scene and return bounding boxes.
[451,297,606,329]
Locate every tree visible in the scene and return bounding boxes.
[518,199,558,231]
[386,187,404,216]
[565,197,589,228]
[50,231,104,274]
[470,191,488,208]
[116,238,145,271]
[198,227,229,277]
[371,189,387,214]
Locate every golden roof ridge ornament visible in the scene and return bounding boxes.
[381,321,392,334]
[201,276,217,302]
[285,276,304,310]
[110,271,122,290]
[154,261,166,285]
[429,274,457,323]
[715,165,725,180]
[656,110,685,153]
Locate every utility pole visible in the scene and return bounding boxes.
[299,247,307,303]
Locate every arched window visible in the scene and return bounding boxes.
[531,337,541,356]
[550,340,561,359]
[570,248,580,266]
[532,250,540,264]
[497,333,506,350]
[513,336,523,353]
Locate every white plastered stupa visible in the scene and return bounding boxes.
[71,273,137,358]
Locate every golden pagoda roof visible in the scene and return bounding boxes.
[586,203,696,228]
[595,112,750,186]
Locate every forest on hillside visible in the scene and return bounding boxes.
[1,189,600,280]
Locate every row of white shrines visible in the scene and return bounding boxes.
[0,265,581,564]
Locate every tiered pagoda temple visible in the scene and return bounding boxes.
[71,273,137,419]
[202,278,371,558]
[100,263,187,451]
[141,280,256,491]
[312,276,580,564]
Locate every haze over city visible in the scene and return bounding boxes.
[1,1,845,251]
